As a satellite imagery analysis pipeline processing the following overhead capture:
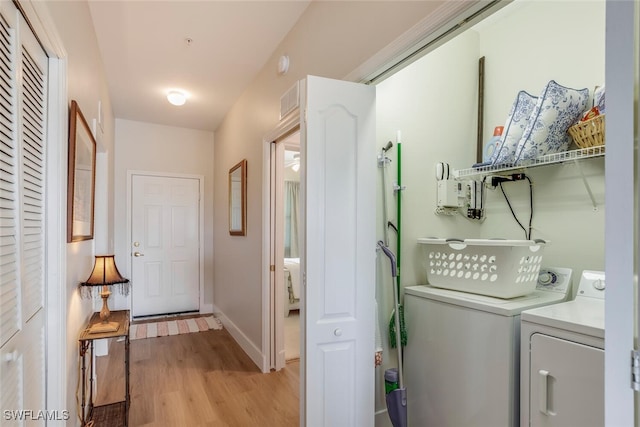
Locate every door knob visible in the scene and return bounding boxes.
[134,252,144,257]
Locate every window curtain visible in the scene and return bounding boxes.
[284,181,300,258]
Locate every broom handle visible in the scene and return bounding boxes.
[395,136,404,388]
[396,138,402,300]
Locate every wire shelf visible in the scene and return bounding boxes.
[454,146,605,179]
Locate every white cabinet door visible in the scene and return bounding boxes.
[530,333,604,427]
[301,75,376,426]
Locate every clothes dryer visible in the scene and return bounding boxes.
[520,270,605,427]
[404,267,572,427]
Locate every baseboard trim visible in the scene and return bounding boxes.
[375,409,392,427]
[214,308,267,372]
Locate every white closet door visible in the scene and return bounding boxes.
[0,0,20,352]
[0,1,48,423]
[302,75,376,426]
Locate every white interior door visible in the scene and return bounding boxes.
[270,139,286,370]
[131,174,200,317]
[301,75,376,426]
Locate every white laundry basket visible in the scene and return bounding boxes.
[417,238,546,298]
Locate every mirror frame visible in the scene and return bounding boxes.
[66,100,96,243]
[229,159,247,236]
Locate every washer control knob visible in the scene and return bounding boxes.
[593,279,605,291]
[538,271,557,285]
[538,270,557,287]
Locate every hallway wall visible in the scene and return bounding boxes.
[212,0,447,369]
[43,0,116,419]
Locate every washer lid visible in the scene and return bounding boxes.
[404,285,568,316]
[521,298,604,339]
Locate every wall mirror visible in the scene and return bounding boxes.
[67,100,96,242]
[229,159,247,236]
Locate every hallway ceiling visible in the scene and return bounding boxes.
[88,1,311,132]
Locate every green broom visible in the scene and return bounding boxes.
[390,134,407,348]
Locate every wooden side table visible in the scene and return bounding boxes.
[79,310,130,427]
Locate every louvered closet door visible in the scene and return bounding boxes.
[0,1,48,424]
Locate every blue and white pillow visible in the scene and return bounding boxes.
[491,91,537,166]
[514,80,589,163]
[593,85,605,113]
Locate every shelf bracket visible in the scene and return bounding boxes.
[574,159,598,209]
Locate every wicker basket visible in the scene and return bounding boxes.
[568,114,605,148]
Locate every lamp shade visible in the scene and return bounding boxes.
[82,255,129,286]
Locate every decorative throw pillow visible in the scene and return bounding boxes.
[514,80,589,163]
[491,91,537,166]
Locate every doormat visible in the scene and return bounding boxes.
[130,316,222,340]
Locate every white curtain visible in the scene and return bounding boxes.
[284,181,300,258]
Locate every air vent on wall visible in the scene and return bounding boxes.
[280,81,300,120]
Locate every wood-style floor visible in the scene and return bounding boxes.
[96,328,300,426]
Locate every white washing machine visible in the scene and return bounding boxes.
[404,267,572,427]
[520,270,605,427]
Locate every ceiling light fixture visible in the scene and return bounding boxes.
[167,90,187,106]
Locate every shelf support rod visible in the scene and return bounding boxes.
[574,159,598,209]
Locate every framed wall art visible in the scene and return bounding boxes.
[229,159,247,236]
[67,100,96,242]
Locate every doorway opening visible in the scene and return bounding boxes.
[269,128,301,370]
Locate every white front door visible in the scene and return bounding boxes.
[131,174,200,317]
[301,75,376,426]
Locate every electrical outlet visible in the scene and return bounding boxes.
[490,173,526,187]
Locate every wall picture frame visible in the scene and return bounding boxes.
[67,100,96,242]
[229,159,247,236]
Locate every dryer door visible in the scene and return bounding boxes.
[529,333,603,427]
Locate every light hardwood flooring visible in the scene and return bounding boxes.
[95,328,299,426]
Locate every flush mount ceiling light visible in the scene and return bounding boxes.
[167,90,187,106]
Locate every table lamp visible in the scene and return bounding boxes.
[81,255,129,334]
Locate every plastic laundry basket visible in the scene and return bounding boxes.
[417,238,546,298]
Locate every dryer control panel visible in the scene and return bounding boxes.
[536,267,572,295]
[576,270,605,300]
